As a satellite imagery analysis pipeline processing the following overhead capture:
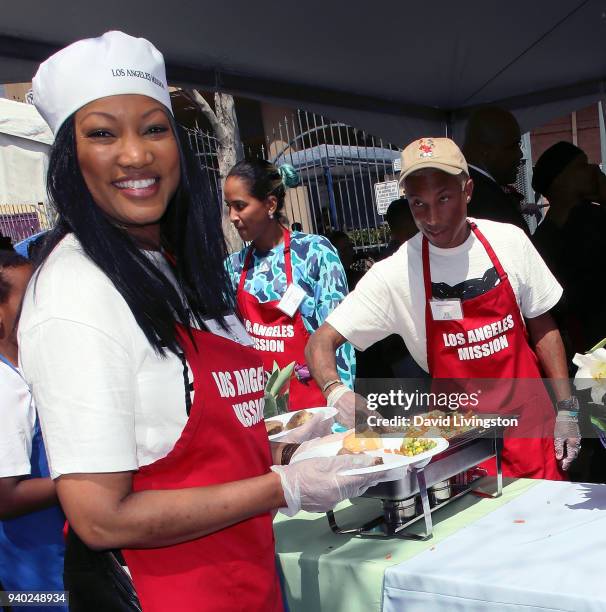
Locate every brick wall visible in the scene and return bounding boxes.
[531,103,601,164]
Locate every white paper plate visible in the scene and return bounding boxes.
[265,406,338,441]
[291,436,449,475]
[290,440,409,475]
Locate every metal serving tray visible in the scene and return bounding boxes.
[364,428,500,501]
[326,421,505,540]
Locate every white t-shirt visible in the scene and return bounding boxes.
[327,219,562,372]
[18,234,192,479]
[0,361,35,478]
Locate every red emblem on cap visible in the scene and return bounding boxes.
[418,138,434,158]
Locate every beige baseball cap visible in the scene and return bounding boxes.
[399,137,468,184]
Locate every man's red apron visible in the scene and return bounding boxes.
[236,228,326,411]
[423,222,563,480]
[122,327,283,612]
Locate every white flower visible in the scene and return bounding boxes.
[573,348,606,404]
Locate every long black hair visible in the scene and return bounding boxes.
[36,113,233,356]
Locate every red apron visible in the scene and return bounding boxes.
[122,327,283,612]
[423,222,563,480]
[236,229,326,411]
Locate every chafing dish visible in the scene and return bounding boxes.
[326,419,505,540]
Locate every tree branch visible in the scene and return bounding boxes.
[189,89,228,142]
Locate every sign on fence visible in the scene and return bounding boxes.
[374,180,400,215]
[392,158,401,173]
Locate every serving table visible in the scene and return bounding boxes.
[273,478,606,612]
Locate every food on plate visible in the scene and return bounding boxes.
[265,420,283,436]
[383,437,439,456]
[402,425,430,438]
[399,410,477,440]
[400,437,437,456]
[342,431,382,453]
[286,409,313,430]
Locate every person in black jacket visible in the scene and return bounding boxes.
[532,141,606,353]
[531,140,606,484]
[462,107,528,234]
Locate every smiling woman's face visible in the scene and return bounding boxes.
[74,94,180,231]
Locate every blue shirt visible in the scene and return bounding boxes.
[228,232,355,388]
[0,357,66,612]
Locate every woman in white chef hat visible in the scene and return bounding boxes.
[18,31,389,611]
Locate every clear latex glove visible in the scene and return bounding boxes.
[326,385,373,430]
[554,410,581,471]
[271,454,395,516]
[279,412,334,444]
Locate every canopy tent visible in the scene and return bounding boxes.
[0,1,604,147]
[0,97,52,205]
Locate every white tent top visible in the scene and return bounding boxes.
[0,1,604,144]
[0,98,52,205]
[0,97,53,145]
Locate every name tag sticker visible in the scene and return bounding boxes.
[203,314,254,346]
[277,284,306,317]
[429,299,464,321]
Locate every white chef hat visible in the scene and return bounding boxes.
[32,31,173,134]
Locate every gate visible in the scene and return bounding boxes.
[266,110,400,251]
[0,202,55,244]
[185,109,403,252]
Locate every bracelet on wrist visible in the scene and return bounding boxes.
[557,397,580,413]
[326,384,350,407]
[559,409,579,416]
[322,378,342,393]
[280,443,300,465]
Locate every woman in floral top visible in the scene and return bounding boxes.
[225,160,355,409]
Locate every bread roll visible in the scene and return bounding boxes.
[265,420,283,436]
[286,409,313,430]
[342,431,382,452]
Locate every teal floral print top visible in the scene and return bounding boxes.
[227,231,355,389]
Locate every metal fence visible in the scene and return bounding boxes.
[0,202,55,244]
[185,109,538,252]
[184,127,223,206]
[263,110,401,251]
[185,110,403,252]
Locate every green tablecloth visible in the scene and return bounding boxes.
[273,478,538,612]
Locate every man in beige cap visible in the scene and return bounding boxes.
[306,137,580,479]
